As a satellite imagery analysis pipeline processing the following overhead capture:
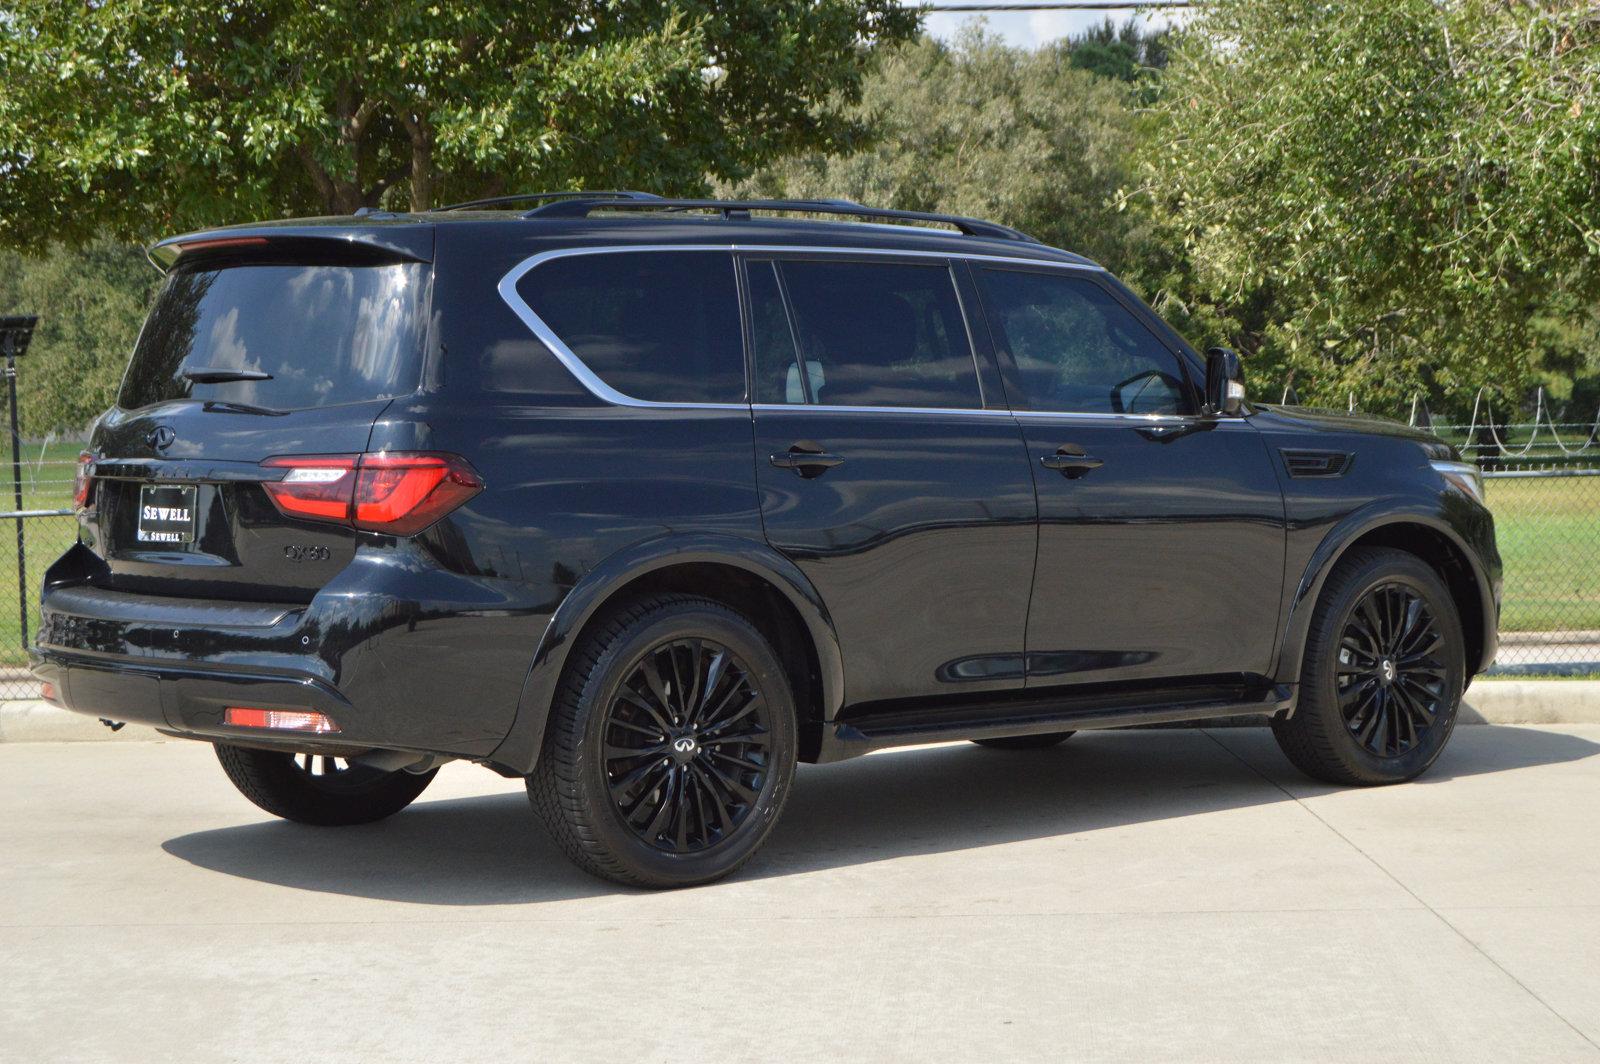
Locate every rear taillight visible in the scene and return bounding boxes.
[73,450,93,509]
[261,451,483,536]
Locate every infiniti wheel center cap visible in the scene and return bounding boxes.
[1379,659,1397,685]
[671,735,699,763]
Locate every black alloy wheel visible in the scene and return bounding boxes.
[1271,547,1465,786]
[529,594,797,888]
[1335,582,1449,757]
[604,637,773,854]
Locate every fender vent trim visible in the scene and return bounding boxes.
[1281,449,1353,478]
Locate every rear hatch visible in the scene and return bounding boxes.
[86,228,434,601]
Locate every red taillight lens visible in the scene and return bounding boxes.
[353,452,483,535]
[260,451,482,536]
[224,706,339,733]
[261,454,359,521]
[73,450,93,509]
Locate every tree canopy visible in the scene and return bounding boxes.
[743,28,1156,272]
[1136,0,1600,411]
[0,0,918,247]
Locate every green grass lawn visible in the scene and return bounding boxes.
[1484,475,1600,633]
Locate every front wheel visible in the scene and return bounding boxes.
[214,745,438,826]
[528,595,797,889]
[1272,547,1465,785]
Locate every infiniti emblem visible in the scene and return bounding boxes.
[1380,659,1397,685]
[146,425,176,450]
[672,736,698,756]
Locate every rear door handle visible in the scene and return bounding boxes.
[1040,447,1104,478]
[770,446,845,479]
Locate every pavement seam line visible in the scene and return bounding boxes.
[1199,727,1600,1055]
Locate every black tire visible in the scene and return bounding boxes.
[528,594,797,889]
[971,732,1076,750]
[213,744,438,826]
[1271,547,1465,786]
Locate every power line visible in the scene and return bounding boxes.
[921,2,1193,10]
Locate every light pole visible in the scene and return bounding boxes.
[1,315,39,650]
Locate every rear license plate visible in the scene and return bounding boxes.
[137,484,197,544]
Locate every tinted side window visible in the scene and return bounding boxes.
[516,251,744,403]
[976,268,1191,415]
[752,258,982,410]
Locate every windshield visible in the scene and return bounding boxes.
[119,262,430,411]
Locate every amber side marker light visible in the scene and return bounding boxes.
[224,707,340,734]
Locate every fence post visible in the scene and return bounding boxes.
[1,316,39,651]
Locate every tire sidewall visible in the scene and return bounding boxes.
[568,603,797,887]
[1306,554,1466,781]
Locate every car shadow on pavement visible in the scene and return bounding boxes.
[160,725,1599,905]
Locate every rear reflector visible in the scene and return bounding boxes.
[73,450,93,509]
[224,707,340,734]
[40,681,59,704]
[261,451,482,536]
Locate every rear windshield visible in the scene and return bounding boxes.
[119,263,430,411]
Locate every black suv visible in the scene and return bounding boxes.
[33,194,1501,888]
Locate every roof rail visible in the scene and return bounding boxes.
[524,197,1037,242]
[430,190,661,213]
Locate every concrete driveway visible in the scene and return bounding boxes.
[3,725,1599,1063]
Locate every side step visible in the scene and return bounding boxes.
[813,683,1295,764]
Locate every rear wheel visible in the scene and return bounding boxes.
[213,745,437,826]
[529,594,797,889]
[971,732,1075,750]
[1271,547,1465,785]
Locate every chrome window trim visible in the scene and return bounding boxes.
[496,243,1104,410]
[749,403,1251,428]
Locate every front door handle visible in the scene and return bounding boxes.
[1040,446,1104,478]
[771,445,845,479]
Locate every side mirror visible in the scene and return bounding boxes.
[1204,347,1245,417]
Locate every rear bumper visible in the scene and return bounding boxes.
[29,543,538,759]
[31,645,370,753]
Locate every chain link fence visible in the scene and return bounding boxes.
[0,368,79,697]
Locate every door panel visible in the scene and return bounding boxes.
[1020,417,1286,686]
[754,408,1037,704]
[965,261,1287,689]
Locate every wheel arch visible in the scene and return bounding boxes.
[1277,507,1496,687]
[486,534,844,774]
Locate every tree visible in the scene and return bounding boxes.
[0,1,919,248]
[1135,0,1600,413]
[1066,18,1169,85]
[0,240,158,436]
[741,29,1155,273]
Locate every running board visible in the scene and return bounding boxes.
[812,684,1295,764]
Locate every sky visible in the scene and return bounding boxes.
[921,6,1184,49]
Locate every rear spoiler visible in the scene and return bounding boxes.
[147,224,434,273]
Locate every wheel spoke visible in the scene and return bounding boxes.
[701,728,769,748]
[692,764,735,834]
[692,649,731,726]
[616,686,675,737]
[699,756,758,803]
[609,754,669,799]
[637,656,676,721]
[605,741,669,763]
